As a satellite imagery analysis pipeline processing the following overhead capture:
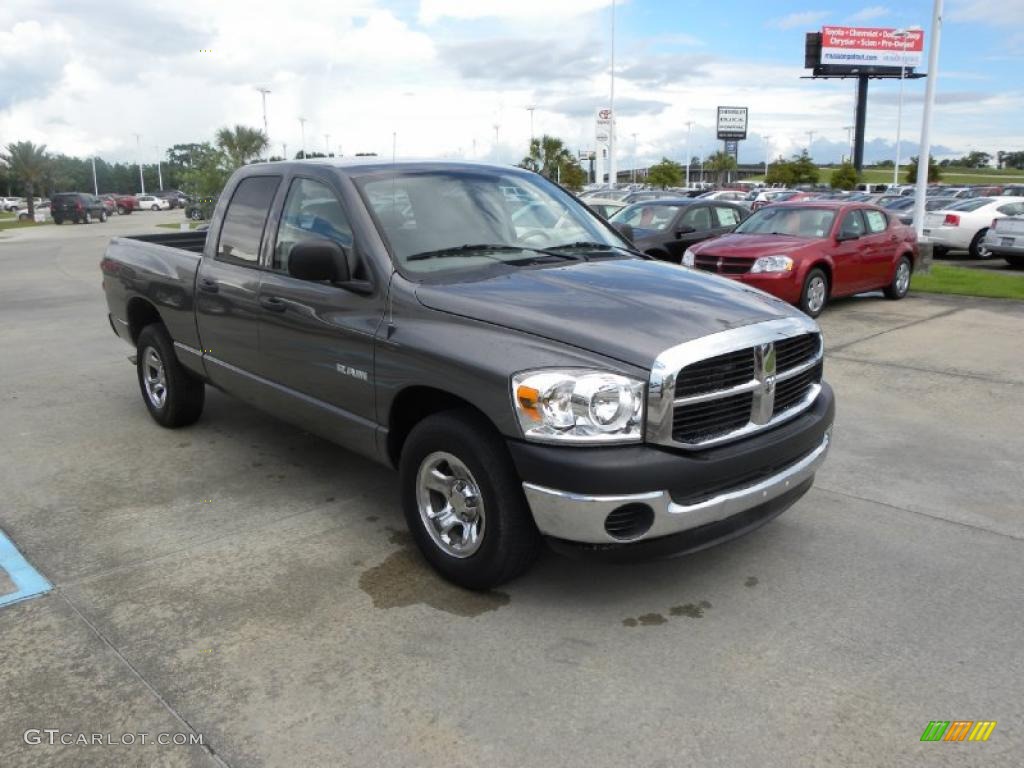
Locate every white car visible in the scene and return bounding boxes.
[16,201,51,222]
[698,190,749,202]
[922,196,1024,258]
[135,195,171,211]
[2,196,25,212]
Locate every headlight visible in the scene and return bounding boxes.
[512,369,645,443]
[750,255,794,273]
[682,248,695,267]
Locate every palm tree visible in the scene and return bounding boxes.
[215,125,270,169]
[705,151,738,186]
[520,135,575,181]
[1,141,50,218]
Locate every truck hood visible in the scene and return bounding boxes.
[692,233,819,256]
[414,258,797,369]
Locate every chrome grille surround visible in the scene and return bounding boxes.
[647,316,823,450]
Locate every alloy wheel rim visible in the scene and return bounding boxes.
[896,261,910,294]
[415,451,486,558]
[142,347,168,409]
[807,277,826,313]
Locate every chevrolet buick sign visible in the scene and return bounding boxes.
[716,107,748,140]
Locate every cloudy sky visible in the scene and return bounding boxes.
[0,0,1019,168]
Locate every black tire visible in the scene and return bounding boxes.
[969,229,991,259]
[932,245,948,258]
[399,409,541,589]
[884,255,912,300]
[84,212,93,224]
[136,324,205,428]
[117,206,127,215]
[189,209,202,221]
[99,211,107,222]
[53,217,63,225]
[799,268,829,318]
[152,204,159,211]
[1006,255,1024,270]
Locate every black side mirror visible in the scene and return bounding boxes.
[288,239,351,283]
[675,225,696,237]
[613,222,635,243]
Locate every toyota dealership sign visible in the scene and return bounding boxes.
[820,26,924,69]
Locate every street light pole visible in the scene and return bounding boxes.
[844,125,854,163]
[608,0,617,187]
[913,0,943,239]
[806,130,815,156]
[256,87,271,160]
[684,121,694,188]
[154,146,163,190]
[325,134,331,156]
[134,133,145,194]
[763,135,771,178]
[631,133,638,183]
[298,117,307,159]
[91,156,98,195]
[892,28,917,187]
[526,105,536,142]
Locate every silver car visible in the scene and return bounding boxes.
[983,216,1024,268]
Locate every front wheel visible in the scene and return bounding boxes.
[189,209,202,221]
[400,409,541,589]
[970,229,992,259]
[53,217,63,225]
[884,256,912,299]
[799,268,829,318]
[136,324,205,428]
[151,204,159,211]
[99,211,107,222]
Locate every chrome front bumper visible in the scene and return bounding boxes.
[523,432,830,544]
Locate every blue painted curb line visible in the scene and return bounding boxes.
[0,529,52,608]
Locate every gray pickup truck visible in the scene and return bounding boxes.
[101,160,834,589]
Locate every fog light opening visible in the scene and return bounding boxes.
[603,503,655,540]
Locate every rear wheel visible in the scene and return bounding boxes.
[799,268,829,318]
[969,229,992,259]
[18,213,28,222]
[99,210,107,222]
[53,217,63,225]
[399,409,541,589]
[151,204,159,211]
[884,256,912,299]
[189,209,203,221]
[136,324,205,428]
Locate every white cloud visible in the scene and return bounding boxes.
[419,0,612,24]
[846,6,891,23]
[767,11,828,31]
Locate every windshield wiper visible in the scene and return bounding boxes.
[547,240,649,259]
[407,244,525,261]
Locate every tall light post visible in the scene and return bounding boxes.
[134,133,145,194]
[913,1,943,239]
[699,145,705,185]
[608,0,617,186]
[526,105,536,142]
[684,120,694,188]
[631,132,638,183]
[325,133,331,156]
[282,142,287,160]
[892,28,919,187]
[154,146,163,190]
[298,117,307,159]
[844,125,855,163]
[256,86,271,160]
[91,156,98,195]
[806,130,815,156]
[763,135,771,179]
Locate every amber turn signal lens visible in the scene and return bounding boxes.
[516,385,541,420]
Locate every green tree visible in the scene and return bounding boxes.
[905,155,942,184]
[1,141,50,217]
[215,125,270,169]
[791,150,819,183]
[558,160,587,191]
[765,151,819,186]
[875,159,895,168]
[705,151,738,185]
[646,157,683,188]
[520,135,575,180]
[830,162,860,190]
[957,151,992,168]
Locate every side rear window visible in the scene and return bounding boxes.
[715,206,742,227]
[864,209,888,233]
[216,176,281,266]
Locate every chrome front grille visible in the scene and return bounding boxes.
[647,317,824,449]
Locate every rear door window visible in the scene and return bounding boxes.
[839,210,867,238]
[714,206,742,227]
[863,209,888,233]
[216,176,281,266]
[679,205,713,231]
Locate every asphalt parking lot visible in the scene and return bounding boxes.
[1,214,1022,767]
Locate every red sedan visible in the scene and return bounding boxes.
[683,201,919,317]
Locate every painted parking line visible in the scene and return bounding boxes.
[0,529,51,607]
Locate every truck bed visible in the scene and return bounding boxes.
[119,230,208,253]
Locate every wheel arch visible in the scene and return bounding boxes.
[805,260,833,294]
[126,297,163,344]
[386,386,499,468]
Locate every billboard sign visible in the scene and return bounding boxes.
[820,26,924,69]
[716,107,748,140]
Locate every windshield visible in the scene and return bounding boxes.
[734,206,835,238]
[356,169,628,276]
[609,203,685,232]
[944,198,992,212]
